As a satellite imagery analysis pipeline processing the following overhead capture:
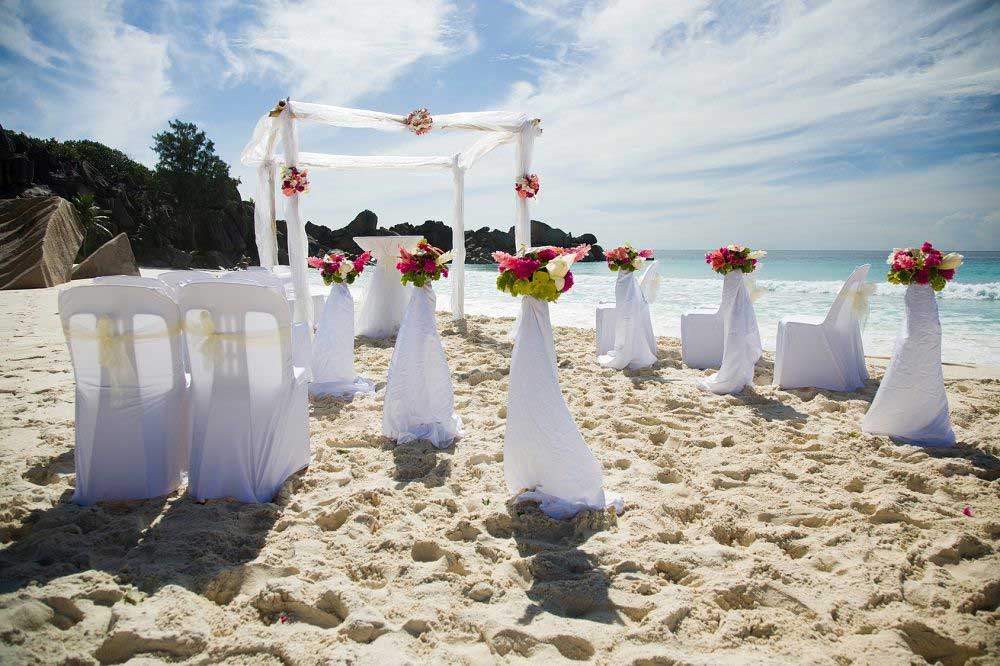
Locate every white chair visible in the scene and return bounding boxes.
[59,285,189,505]
[158,270,215,290]
[219,270,312,368]
[773,264,872,391]
[178,282,310,502]
[93,275,176,299]
[680,289,724,369]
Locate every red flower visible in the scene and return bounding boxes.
[915,268,930,284]
[537,248,558,262]
[561,270,574,292]
[921,241,934,253]
[423,258,437,273]
[963,506,972,517]
[939,268,955,280]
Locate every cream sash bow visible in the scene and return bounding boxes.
[184,311,289,362]
[846,282,876,328]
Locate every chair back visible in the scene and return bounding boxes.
[158,270,214,289]
[59,285,185,393]
[93,275,176,299]
[823,264,871,330]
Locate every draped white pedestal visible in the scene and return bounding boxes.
[355,236,422,339]
[698,271,762,394]
[382,284,462,448]
[310,283,375,398]
[862,284,955,446]
[598,270,657,370]
[505,297,623,519]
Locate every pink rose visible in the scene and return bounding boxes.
[512,257,540,281]
[638,249,654,258]
[537,248,558,262]
[924,251,941,267]
[423,258,437,273]
[915,268,930,284]
[921,241,934,253]
[562,270,574,292]
[895,254,915,271]
[307,256,324,269]
[939,268,955,280]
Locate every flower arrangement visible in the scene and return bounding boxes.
[886,242,963,291]
[404,108,433,135]
[705,245,766,274]
[606,244,654,272]
[493,245,590,302]
[515,173,540,199]
[396,239,453,287]
[307,250,371,286]
[280,165,310,197]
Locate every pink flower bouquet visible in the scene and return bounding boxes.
[606,244,653,272]
[493,245,590,302]
[280,165,309,197]
[308,250,371,286]
[515,173,540,199]
[396,239,453,287]
[705,245,766,275]
[886,242,963,291]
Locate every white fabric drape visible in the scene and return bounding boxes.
[451,161,466,320]
[862,284,955,446]
[598,270,657,370]
[277,109,313,327]
[773,264,871,391]
[505,297,623,519]
[698,271,763,394]
[640,263,662,304]
[382,285,463,447]
[310,283,374,397]
[355,236,421,339]
[513,122,537,250]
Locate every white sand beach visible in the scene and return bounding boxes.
[1,280,998,664]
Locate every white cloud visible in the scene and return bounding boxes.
[235,0,475,103]
[1,0,181,163]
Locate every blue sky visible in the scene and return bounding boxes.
[2,0,999,250]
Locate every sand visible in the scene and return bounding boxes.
[1,280,998,665]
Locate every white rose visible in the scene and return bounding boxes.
[748,250,767,260]
[339,262,352,276]
[546,255,573,279]
[939,252,964,270]
[631,257,645,270]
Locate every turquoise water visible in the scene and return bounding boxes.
[326,250,1000,366]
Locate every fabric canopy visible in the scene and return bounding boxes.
[240,100,541,326]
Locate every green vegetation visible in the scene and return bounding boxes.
[71,193,112,259]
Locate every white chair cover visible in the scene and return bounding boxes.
[382,284,462,447]
[680,292,724,370]
[862,284,955,446]
[158,270,215,289]
[773,264,871,391]
[179,282,310,502]
[355,236,422,339]
[59,285,189,505]
[598,269,658,370]
[505,297,623,519]
[595,303,616,356]
[697,271,763,394]
[310,283,374,397]
[93,275,176,300]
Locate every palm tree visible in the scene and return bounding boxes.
[72,194,113,260]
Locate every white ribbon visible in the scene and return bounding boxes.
[848,282,877,329]
[744,273,766,303]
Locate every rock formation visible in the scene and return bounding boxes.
[0,197,83,290]
[71,233,140,280]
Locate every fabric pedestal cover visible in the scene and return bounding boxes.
[355,236,421,339]
[598,270,657,370]
[310,283,374,397]
[862,284,955,446]
[697,271,762,394]
[382,284,463,447]
[505,296,623,519]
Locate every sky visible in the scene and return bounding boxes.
[2,0,999,250]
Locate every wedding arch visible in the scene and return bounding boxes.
[240,99,543,326]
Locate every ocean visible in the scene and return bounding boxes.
[317,250,1000,366]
